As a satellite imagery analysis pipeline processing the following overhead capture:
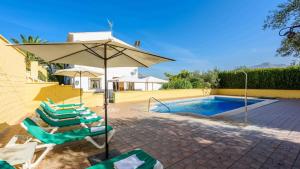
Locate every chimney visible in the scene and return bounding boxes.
[134,40,141,48]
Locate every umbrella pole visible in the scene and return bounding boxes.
[104,44,109,159]
[80,71,82,104]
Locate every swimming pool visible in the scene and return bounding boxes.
[151,96,264,116]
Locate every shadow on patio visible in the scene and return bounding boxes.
[2,99,300,169]
[37,111,300,169]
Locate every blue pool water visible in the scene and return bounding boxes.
[151,96,263,116]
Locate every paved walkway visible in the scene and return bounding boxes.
[2,99,300,169]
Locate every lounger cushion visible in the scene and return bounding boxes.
[43,101,89,113]
[86,149,158,169]
[36,109,102,127]
[0,160,15,169]
[41,102,94,119]
[47,98,83,107]
[22,118,113,145]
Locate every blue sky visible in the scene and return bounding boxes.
[0,0,293,78]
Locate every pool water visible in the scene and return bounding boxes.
[151,96,263,116]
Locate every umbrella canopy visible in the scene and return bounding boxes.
[54,67,103,77]
[12,40,172,68]
[10,34,174,159]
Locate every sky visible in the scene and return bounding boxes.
[0,0,294,78]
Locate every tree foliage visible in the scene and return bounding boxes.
[11,35,47,70]
[11,34,64,82]
[264,0,300,58]
[162,69,220,89]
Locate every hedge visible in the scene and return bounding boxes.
[218,66,300,89]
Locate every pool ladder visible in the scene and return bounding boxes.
[148,97,171,112]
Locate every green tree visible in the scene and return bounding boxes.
[162,79,193,89]
[162,69,220,89]
[11,34,64,82]
[11,35,47,70]
[263,0,300,58]
[202,69,220,88]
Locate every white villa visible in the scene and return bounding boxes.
[67,31,167,92]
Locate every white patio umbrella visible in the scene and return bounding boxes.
[10,38,174,159]
[54,67,103,103]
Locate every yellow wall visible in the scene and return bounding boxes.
[30,61,38,80]
[25,83,103,113]
[114,88,300,104]
[29,61,48,82]
[0,35,103,125]
[216,89,300,99]
[0,35,27,125]
[114,89,213,103]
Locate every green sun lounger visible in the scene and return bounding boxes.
[40,102,94,119]
[0,160,15,169]
[21,118,114,146]
[19,118,114,166]
[36,108,103,128]
[6,118,114,169]
[47,98,84,108]
[86,149,163,169]
[42,101,89,113]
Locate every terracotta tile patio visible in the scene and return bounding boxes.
[2,99,300,169]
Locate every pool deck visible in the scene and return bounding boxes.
[1,98,300,169]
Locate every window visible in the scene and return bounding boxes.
[89,78,101,89]
[113,82,119,91]
[127,82,135,90]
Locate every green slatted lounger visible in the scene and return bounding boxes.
[16,118,114,168]
[42,101,89,113]
[40,102,95,119]
[35,108,103,131]
[0,160,15,169]
[47,98,84,108]
[86,149,163,169]
[2,118,113,169]
[21,118,114,149]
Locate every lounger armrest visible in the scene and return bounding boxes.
[5,135,31,147]
[41,127,58,134]
[32,117,43,124]
[52,106,73,110]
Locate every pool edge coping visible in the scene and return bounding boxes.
[211,98,278,118]
[150,95,278,118]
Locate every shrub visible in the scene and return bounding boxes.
[163,69,220,89]
[162,79,193,89]
[38,71,46,81]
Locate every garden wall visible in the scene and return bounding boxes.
[216,89,300,99]
[0,35,27,125]
[114,89,213,103]
[25,83,103,114]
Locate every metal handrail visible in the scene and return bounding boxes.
[148,97,171,112]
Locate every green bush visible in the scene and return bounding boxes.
[219,66,300,89]
[163,69,220,89]
[162,79,193,89]
[38,71,46,81]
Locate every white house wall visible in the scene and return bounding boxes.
[135,83,145,91]
[134,82,163,91]
[73,65,138,91]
